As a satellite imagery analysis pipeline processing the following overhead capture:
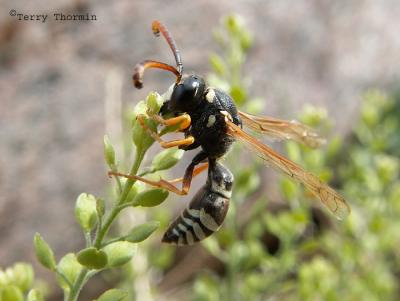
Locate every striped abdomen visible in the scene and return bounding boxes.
[162,162,233,245]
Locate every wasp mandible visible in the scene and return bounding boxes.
[109,20,351,246]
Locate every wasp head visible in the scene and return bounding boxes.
[160,75,205,116]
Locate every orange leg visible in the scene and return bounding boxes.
[108,163,208,196]
[109,171,188,195]
[110,151,209,196]
[148,113,191,130]
[137,114,194,149]
[169,162,208,183]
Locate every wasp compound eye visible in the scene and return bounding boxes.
[168,76,206,112]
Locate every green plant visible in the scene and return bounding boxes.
[30,14,400,301]
[189,15,400,301]
[0,262,44,301]
[34,92,182,301]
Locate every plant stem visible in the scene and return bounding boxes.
[68,269,89,301]
[68,148,147,300]
[118,149,146,204]
[94,148,145,248]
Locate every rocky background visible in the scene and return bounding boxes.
[1,0,400,299]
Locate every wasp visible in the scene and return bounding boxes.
[109,20,351,246]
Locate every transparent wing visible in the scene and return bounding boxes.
[226,119,350,219]
[239,111,326,148]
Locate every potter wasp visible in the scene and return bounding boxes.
[109,20,351,246]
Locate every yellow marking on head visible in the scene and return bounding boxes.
[206,88,216,103]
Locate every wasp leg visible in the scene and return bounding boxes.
[108,171,189,195]
[148,113,191,131]
[169,162,208,183]
[137,114,194,149]
[109,151,208,196]
[161,136,195,148]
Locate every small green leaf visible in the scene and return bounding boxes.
[122,184,140,204]
[77,247,108,270]
[230,85,246,105]
[280,178,299,200]
[132,112,156,153]
[103,135,116,167]
[75,193,98,232]
[0,270,7,286]
[209,53,226,75]
[224,14,243,36]
[96,198,106,219]
[286,141,301,162]
[0,285,24,301]
[27,289,44,301]
[133,189,169,207]
[146,91,163,114]
[239,30,253,51]
[34,233,56,271]
[299,105,328,128]
[125,221,160,243]
[56,253,82,290]
[10,263,34,292]
[151,148,184,172]
[96,288,128,301]
[103,242,137,268]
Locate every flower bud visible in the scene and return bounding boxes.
[0,285,24,301]
[103,135,116,167]
[75,193,98,232]
[103,242,137,268]
[132,101,156,153]
[125,221,160,243]
[96,198,106,219]
[146,92,163,115]
[33,233,56,271]
[151,148,184,172]
[133,189,169,207]
[27,289,44,301]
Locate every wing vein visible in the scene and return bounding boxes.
[226,120,350,219]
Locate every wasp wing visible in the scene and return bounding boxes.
[239,111,326,148]
[226,120,350,219]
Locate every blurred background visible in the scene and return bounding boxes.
[1,0,400,300]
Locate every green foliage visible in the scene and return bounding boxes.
[208,15,254,108]
[56,253,82,291]
[33,233,56,271]
[75,193,98,232]
[151,148,185,172]
[124,221,160,243]
[132,189,169,207]
[0,263,43,301]
[27,289,44,301]
[103,135,116,168]
[103,242,137,268]
[23,13,400,301]
[189,14,400,301]
[31,90,178,300]
[95,288,128,301]
[77,248,108,270]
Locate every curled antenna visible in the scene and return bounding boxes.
[152,20,183,75]
[133,20,183,89]
[133,60,180,89]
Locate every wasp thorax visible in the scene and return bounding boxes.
[167,74,206,113]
